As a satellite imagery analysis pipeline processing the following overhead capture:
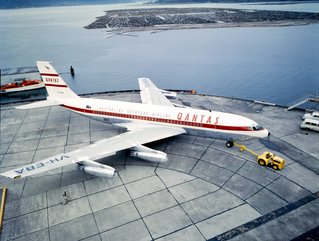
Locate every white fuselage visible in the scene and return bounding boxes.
[61,97,269,140]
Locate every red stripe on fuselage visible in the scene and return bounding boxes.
[40,73,59,77]
[62,104,255,132]
[45,84,68,88]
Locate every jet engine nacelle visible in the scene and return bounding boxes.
[130,144,167,163]
[76,158,116,178]
[79,166,115,178]
[130,151,167,163]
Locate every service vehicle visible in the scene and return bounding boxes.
[257,151,285,170]
[234,142,285,170]
[300,118,319,132]
[302,111,319,120]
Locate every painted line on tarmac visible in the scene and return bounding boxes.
[208,193,318,241]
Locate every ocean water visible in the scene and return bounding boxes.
[1,3,319,105]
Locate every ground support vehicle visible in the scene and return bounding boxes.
[233,142,285,170]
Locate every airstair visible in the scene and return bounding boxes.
[286,93,319,111]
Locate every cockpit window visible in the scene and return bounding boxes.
[252,124,263,131]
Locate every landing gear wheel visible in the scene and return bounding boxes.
[258,159,266,166]
[226,141,234,148]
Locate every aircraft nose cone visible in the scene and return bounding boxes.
[264,129,270,138]
[261,128,270,138]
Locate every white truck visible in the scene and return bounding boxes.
[302,111,319,120]
[300,118,319,132]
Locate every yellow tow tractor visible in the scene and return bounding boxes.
[233,142,285,170]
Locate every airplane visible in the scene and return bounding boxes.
[1,61,269,179]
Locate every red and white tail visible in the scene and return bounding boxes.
[37,61,79,99]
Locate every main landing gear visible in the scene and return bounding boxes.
[226,140,234,148]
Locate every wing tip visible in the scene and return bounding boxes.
[0,172,20,179]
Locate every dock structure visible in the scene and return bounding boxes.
[286,93,319,111]
[0,92,318,241]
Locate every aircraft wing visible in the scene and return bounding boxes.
[138,78,175,106]
[0,154,78,179]
[71,125,185,161]
[1,125,185,179]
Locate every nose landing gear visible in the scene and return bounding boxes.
[226,140,234,148]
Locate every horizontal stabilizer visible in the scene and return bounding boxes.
[16,99,62,109]
[161,89,177,99]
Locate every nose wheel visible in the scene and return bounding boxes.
[226,141,234,148]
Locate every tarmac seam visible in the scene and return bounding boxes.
[207,145,256,168]
[46,191,51,241]
[220,164,243,190]
[154,224,195,240]
[188,143,211,175]
[157,175,197,189]
[122,173,157,186]
[16,108,42,200]
[78,234,102,241]
[48,184,125,209]
[155,171,207,241]
[83,179,103,241]
[223,161,291,212]
[5,109,28,157]
[265,176,302,203]
[156,170,264,235]
[117,172,154,240]
[276,133,319,161]
[37,178,217,221]
[240,183,263,202]
[271,133,319,173]
[234,163,280,188]
[263,175,293,204]
[240,174,289,210]
[207,194,318,241]
[154,138,169,175]
[60,111,72,188]
[3,205,48,222]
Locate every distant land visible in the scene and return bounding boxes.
[85,7,319,32]
[0,0,316,9]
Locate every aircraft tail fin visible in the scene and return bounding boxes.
[36,61,80,99]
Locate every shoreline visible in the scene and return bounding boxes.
[105,20,318,34]
[85,7,319,33]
